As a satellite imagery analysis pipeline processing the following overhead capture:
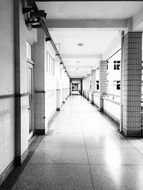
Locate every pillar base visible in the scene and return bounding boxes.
[122,128,142,137]
[35,129,45,135]
[91,101,94,105]
[15,149,28,166]
[56,108,60,111]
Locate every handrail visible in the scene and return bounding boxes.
[104,93,120,98]
[102,97,120,105]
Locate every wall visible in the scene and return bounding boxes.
[107,50,121,96]
[0,0,15,178]
[0,0,38,183]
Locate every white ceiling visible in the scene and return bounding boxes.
[49,28,119,55]
[37,2,143,19]
[37,1,143,78]
[49,28,120,77]
[64,58,100,78]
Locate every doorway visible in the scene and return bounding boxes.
[27,61,34,140]
[70,78,82,95]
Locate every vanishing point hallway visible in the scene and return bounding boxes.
[4,96,143,190]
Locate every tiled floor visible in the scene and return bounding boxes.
[4,96,143,190]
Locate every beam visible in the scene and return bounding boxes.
[36,0,127,1]
[46,19,127,29]
[102,32,121,60]
[62,54,102,59]
[67,66,93,69]
[133,7,143,31]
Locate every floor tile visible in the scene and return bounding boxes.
[91,165,143,190]
[40,135,85,148]
[87,147,143,165]
[30,147,88,164]
[12,164,94,190]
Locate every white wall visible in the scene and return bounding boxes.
[0,0,38,178]
[0,0,15,176]
[107,50,121,96]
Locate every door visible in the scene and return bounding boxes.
[27,62,34,139]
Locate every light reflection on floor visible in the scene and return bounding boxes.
[11,96,143,190]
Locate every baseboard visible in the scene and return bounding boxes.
[56,108,60,111]
[91,101,100,110]
[0,159,15,186]
[35,129,45,135]
[28,134,37,147]
[103,110,120,127]
[122,128,143,137]
[48,110,60,128]
[15,149,29,166]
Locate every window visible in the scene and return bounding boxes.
[107,80,109,87]
[113,60,120,70]
[113,80,120,90]
[26,42,32,60]
[46,52,55,76]
[90,81,92,90]
[107,61,108,70]
[96,81,99,90]
[117,81,120,90]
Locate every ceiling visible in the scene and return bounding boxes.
[37,1,143,78]
[49,28,120,77]
[37,2,143,19]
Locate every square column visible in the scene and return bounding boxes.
[99,61,107,111]
[91,70,96,104]
[121,32,142,137]
[33,29,47,135]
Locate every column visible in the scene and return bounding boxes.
[87,74,91,100]
[99,60,107,111]
[14,0,30,164]
[33,29,47,135]
[91,70,96,104]
[121,32,142,137]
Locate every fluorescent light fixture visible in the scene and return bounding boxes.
[77,43,84,47]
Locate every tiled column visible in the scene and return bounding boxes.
[87,74,91,100]
[121,32,142,137]
[91,70,96,104]
[99,61,107,111]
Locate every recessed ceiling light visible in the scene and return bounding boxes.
[76,61,80,63]
[77,43,84,47]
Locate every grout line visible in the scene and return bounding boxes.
[29,162,143,166]
[80,119,95,190]
[126,139,143,158]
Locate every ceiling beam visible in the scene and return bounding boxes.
[62,54,102,59]
[36,0,126,1]
[67,66,94,69]
[46,19,127,29]
[132,7,143,31]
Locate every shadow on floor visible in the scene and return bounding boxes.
[0,136,44,190]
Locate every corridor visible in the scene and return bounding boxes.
[3,96,143,190]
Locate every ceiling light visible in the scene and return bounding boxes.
[77,43,84,47]
[76,61,80,63]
